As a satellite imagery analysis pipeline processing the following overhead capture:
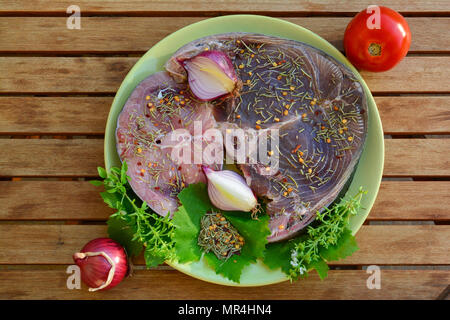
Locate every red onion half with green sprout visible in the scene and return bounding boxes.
[73,238,128,292]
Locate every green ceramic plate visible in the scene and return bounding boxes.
[104,15,384,287]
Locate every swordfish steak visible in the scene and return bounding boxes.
[166,33,368,242]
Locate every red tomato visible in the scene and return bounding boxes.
[343,6,411,72]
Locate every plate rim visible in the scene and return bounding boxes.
[104,14,385,287]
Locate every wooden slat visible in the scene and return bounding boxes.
[0,268,447,300]
[0,225,448,265]
[0,57,449,93]
[0,57,136,93]
[369,181,450,221]
[0,181,111,220]
[1,139,448,177]
[0,139,103,177]
[377,97,450,135]
[1,181,448,221]
[0,97,110,135]
[0,0,449,13]
[384,139,450,177]
[1,96,448,135]
[342,225,450,265]
[359,57,450,93]
[0,17,448,53]
[0,225,107,264]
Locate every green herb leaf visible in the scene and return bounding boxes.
[308,258,329,280]
[263,240,295,275]
[287,188,365,280]
[178,183,213,214]
[97,166,107,179]
[107,214,143,257]
[222,211,270,259]
[320,228,359,262]
[261,188,365,281]
[172,183,270,283]
[204,251,253,283]
[172,206,203,263]
[172,184,212,263]
[144,247,166,268]
[89,180,103,187]
[202,211,270,283]
[94,161,175,267]
[100,191,121,209]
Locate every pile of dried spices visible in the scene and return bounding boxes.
[198,211,245,261]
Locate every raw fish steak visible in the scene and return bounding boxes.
[117,32,368,242]
[166,33,368,242]
[116,72,221,216]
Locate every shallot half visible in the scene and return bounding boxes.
[181,50,238,101]
[202,165,257,212]
[73,238,128,292]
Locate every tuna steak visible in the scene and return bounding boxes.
[116,72,221,216]
[117,32,368,242]
[166,33,368,242]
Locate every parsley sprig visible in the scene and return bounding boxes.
[92,162,175,267]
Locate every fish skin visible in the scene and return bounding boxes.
[166,33,368,242]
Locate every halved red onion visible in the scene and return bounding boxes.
[73,238,128,292]
[181,50,238,101]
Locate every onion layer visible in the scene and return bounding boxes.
[73,238,128,292]
[181,50,238,101]
[202,166,257,212]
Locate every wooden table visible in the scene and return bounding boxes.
[0,1,449,300]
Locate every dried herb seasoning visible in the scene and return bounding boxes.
[198,211,245,260]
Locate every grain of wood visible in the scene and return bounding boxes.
[0,17,447,53]
[359,57,450,93]
[0,268,448,300]
[0,139,103,177]
[340,225,450,265]
[0,181,112,220]
[384,139,450,177]
[0,0,448,13]
[0,225,107,264]
[0,57,137,93]
[0,97,111,135]
[1,96,448,135]
[376,96,450,134]
[369,181,450,221]
[1,139,448,177]
[1,181,448,221]
[0,57,449,93]
[0,225,448,265]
